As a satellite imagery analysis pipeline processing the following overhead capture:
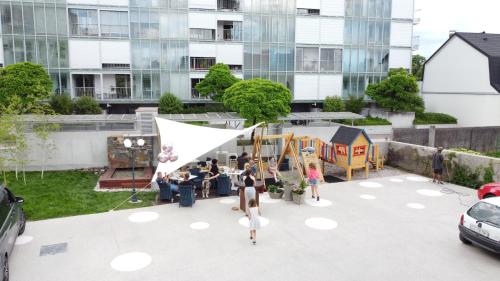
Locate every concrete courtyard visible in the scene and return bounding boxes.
[10,173,500,281]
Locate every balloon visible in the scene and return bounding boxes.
[170,152,178,162]
[158,142,178,163]
[158,152,169,163]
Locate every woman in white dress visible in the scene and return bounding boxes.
[248,198,261,245]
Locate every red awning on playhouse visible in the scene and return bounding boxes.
[152,117,261,181]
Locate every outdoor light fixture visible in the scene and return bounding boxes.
[123,138,146,203]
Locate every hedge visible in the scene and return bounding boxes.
[414,112,457,125]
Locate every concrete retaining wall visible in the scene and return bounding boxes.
[387,141,500,182]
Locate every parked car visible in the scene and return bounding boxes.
[478,182,500,199]
[0,184,26,281]
[458,197,500,254]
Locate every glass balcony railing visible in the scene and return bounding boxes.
[220,29,242,41]
[100,24,129,38]
[70,24,98,36]
[102,87,132,100]
[74,87,97,98]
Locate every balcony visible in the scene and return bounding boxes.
[217,21,242,41]
[74,87,98,98]
[102,87,132,100]
[72,74,131,101]
[70,24,98,37]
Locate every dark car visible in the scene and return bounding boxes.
[478,182,500,199]
[0,184,26,281]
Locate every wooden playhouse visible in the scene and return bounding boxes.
[330,126,373,181]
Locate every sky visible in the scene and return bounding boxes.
[414,0,500,58]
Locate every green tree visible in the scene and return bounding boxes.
[366,68,424,112]
[323,96,345,112]
[412,54,426,81]
[49,94,73,115]
[223,78,292,126]
[0,62,53,114]
[195,63,239,102]
[344,95,366,114]
[34,118,59,179]
[74,96,102,114]
[158,93,183,114]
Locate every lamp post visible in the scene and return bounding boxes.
[124,137,145,203]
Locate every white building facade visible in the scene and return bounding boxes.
[0,0,414,110]
[422,32,500,127]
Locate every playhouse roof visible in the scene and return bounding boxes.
[330,126,372,145]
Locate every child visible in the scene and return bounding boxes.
[248,198,261,245]
[267,157,281,182]
[307,163,320,201]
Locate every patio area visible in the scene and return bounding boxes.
[10,173,500,281]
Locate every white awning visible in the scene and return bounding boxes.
[153,117,261,181]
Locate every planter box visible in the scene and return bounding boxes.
[292,192,305,205]
[268,191,284,199]
[283,184,294,201]
[368,109,415,128]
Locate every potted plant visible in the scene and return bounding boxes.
[292,179,307,205]
[282,179,295,201]
[267,183,284,199]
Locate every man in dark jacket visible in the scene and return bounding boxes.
[432,147,444,184]
[237,152,249,170]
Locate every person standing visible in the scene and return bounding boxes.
[248,198,261,245]
[237,152,249,170]
[307,163,320,201]
[432,147,444,184]
[209,158,220,188]
[243,164,256,216]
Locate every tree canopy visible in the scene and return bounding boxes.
[323,96,345,112]
[223,78,292,124]
[158,93,183,114]
[412,54,426,81]
[195,63,239,102]
[0,62,53,114]
[366,68,424,112]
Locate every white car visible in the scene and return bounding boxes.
[459,197,500,254]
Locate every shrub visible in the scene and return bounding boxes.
[340,116,391,126]
[414,112,457,125]
[183,103,227,113]
[158,93,183,114]
[344,95,365,114]
[323,96,345,112]
[73,96,101,114]
[49,94,73,115]
[483,164,495,184]
[449,163,483,189]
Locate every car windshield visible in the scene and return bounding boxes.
[467,202,500,226]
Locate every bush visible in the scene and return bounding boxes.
[323,96,345,112]
[414,112,457,125]
[449,163,483,189]
[49,94,73,115]
[340,117,391,126]
[158,93,183,114]
[183,103,227,113]
[344,95,365,114]
[73,96,101,114]
[483,165,494,184]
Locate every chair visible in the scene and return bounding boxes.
[228,154,238,168]
[216,175,231,196]
[179,182,195,207]
[157,180,173,202]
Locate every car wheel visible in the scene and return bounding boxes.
[18,210,26,236]
[483,193,496,199]
[459,233,471,245]
[3,255,8,281]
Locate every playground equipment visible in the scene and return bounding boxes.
[330,126,373,181]
[368,144,385,170]
[252,128,305,188]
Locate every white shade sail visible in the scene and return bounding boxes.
[152,117,261,181]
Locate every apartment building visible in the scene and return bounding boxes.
[0,0,414,111]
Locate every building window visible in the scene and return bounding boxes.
[320,49,342,73]
[191,78,210,99]
[218,21,242,41]
[100,11,129,38]
[296,47,319,72]
[190,28,215,41]
[297,8,320,15]
[218,0,240,11]
[190,57,216,70]
[69,9,98,36]
[228,64,242,71]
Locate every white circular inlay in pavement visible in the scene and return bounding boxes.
[360,194,376,200]
[219,198,236,204]
[359,182,383,188]
[305,217,338,230]
[417,189,443,197]
[128,211,159,223]
[305,198,333,207]
[407,203,425,209]
[190,222,210,230]
[407,176,428,182]
[259,193,281,204]
[239,216,269,228]
[15,235,33,245]
[110,252,152,272]
[389,178,404,183]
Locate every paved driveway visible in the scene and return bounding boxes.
[10,173,500,281]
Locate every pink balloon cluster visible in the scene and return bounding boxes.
[158,143,178,163]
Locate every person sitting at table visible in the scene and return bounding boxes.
[237,152,249,170]
[178,172,196,199]
[209,158,220,188]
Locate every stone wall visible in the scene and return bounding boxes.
[387,141,500,182]
[107,136,154,168]
[393,126,500,152]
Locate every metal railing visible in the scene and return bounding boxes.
[102,87,132,100]
[74,87,97,98]
[100,24,129,38]
[219,28,242,41]
[70,24,98,36]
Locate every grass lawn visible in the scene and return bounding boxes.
[3,171,156,221]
